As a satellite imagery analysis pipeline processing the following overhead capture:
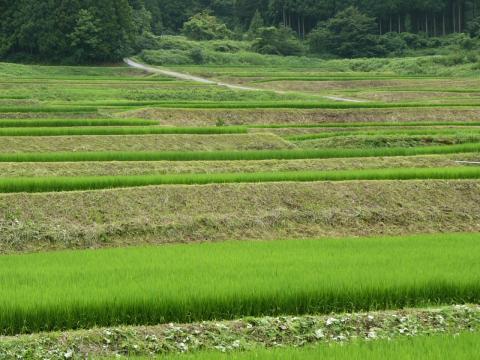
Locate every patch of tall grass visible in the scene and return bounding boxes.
[0,126,248,137]
[1,143,478,162]
[0,233,479,334]
[1,167,479,193]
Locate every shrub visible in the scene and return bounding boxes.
[189,48,206,64]
[251,27,304,56]
[182,12,232,41]
[378,33,408,56]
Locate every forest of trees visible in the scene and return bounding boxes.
[1,0,480,62]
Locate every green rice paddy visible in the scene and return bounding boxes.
[1,60,480,356]
[0,233,478,335]
[0,167,478,193]
[0,143,478,162]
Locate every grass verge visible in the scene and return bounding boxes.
[1,167,479,193]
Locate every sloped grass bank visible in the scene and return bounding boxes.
[1,181,479,253]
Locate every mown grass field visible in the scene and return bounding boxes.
[0,58,479,358]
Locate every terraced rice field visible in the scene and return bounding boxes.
[0,61,479,358]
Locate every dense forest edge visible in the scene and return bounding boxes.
[1,1,480,63]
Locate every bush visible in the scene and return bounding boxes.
[251,27,304,56]
[182,12,232,41]
[139,49,192,65]
[379,32,408,56]
[434,51,478,67]
[189,48,205,64]
[399,32,429,49]
[308,7,384,58]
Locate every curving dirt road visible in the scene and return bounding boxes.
[125,58,366,103]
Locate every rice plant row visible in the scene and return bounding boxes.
[1,143,479,163]
[0,119,159,128]
[164,332,480,360]
[249,121,480,129]
[1,167,479,193]
[286,129,480,141]
[0,126,248,136]
[0,233,478,335]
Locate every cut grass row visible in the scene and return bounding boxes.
[163,332,480,360]
[0,233,478,335]
[1,167,479,193]
[1,143,478,162]
[0,126,247,136]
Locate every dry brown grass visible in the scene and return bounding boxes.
[1,180,479,253]
[0,133,292,153]
[0,154,474,178]
[119,108,480,127]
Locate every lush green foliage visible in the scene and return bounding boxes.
[308,7,382,58]
[252,27,304,56]
[182,12,232,41]
[0,167,479,193]
[0,0,144,63]
[0,233,479,334]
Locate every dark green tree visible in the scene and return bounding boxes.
[182,11,232,40]
[308,7,384,57]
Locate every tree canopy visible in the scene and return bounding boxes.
[1,0,480,63]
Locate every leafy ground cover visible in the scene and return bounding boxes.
[0,305,477,359]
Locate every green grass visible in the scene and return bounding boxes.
[0,119,159,128]
[1,143,478,162]
[140,101,480,110]
[0,233,479,335]
[286,129,480,141]
[1,167,479,193]
[0,126,247,136]
[160,332,480,360]
[250,121,480,129]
